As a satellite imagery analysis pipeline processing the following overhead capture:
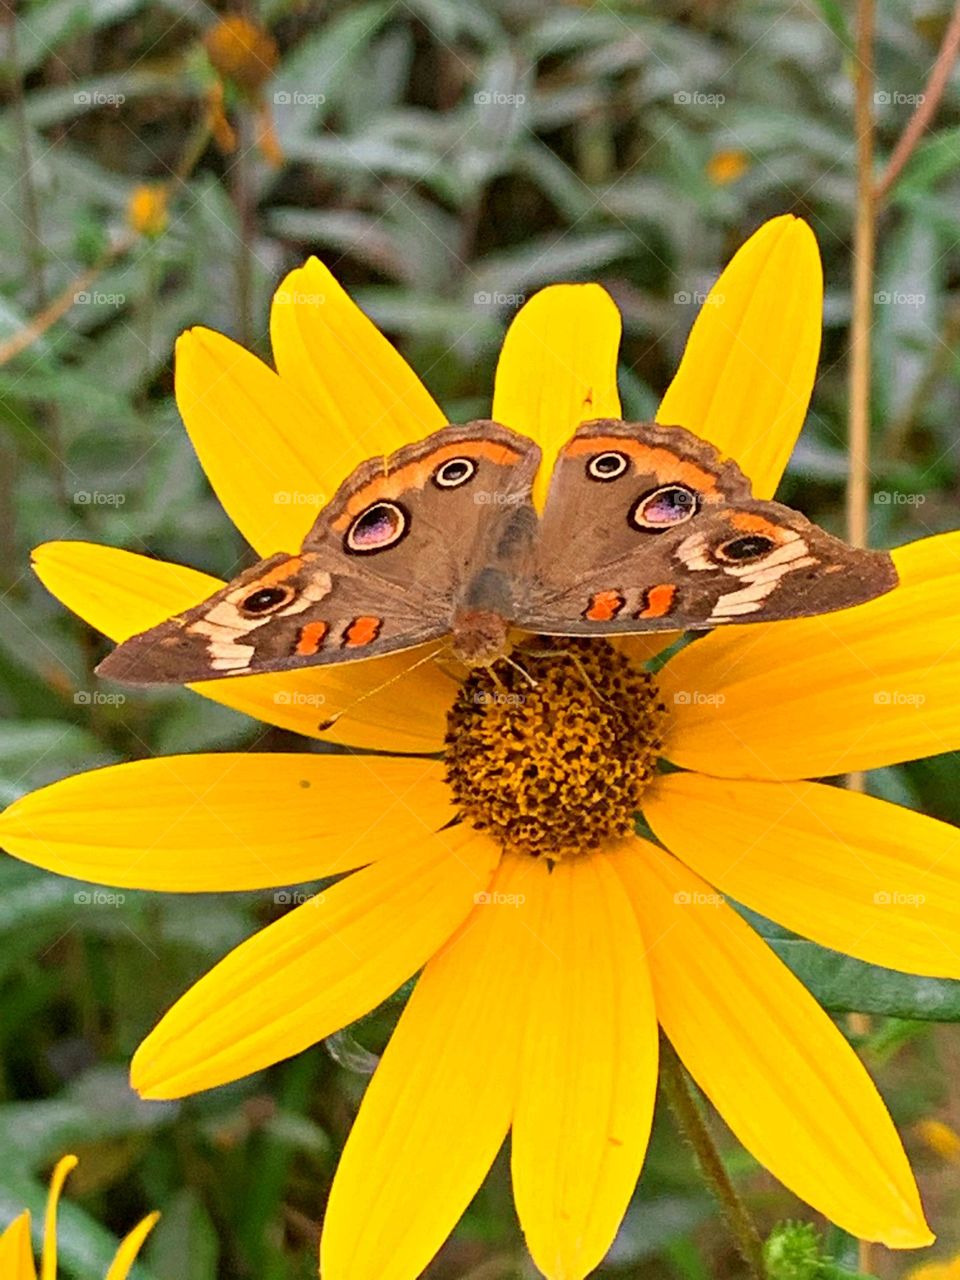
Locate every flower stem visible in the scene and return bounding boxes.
[659,1037,766,1280]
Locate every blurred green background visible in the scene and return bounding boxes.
[2,0,960,1276]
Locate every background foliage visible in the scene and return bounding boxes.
[2,0,960,1275]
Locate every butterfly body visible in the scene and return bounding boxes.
[96,419,898,687]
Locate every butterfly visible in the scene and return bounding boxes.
[96,418,898,685]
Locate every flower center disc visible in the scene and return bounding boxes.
[444,638,665,860]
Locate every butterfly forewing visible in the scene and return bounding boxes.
[97,422,540,685]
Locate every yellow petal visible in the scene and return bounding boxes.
[105,1213,160,1280]
[321,856,530,1280]
[270,257,446,466]
[32,540,449,754]
[646,773,960,979]
[42,1155,78,1280]
[131,828,498,1098]
[0,1213,37,1280]
[175,327,337,555]
[492,284,622,509]
[0,755,453,891]
[660,532,960,779]
[656,215,822,498]
[618,842,931,1247]
[511,851,658,1280]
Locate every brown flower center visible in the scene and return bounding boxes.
[444,638,664,860]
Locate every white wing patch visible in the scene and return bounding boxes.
[187,571,332,672]
[709,536,815,622]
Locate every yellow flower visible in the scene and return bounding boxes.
[0,1155,158,1280]
[4,214,960,1279]
[202,15,278,98]
[126,184,168,238]
[707,148,750,185]
[907,1257,960,1280]
[201,16,282,166]
[917,1118,960,1163]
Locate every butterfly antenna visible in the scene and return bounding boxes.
[315,642,453,731]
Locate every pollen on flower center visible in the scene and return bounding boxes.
[444,638,665,860]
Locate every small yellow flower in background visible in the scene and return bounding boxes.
[6,214,960,1278]
[0,1155,158,1280]
[202,14,282,167]
[707,148,750,184]
[907,1256,960,1280]
[917,1118,960,1163]
[203,15,278,97]
[126,184,169,238]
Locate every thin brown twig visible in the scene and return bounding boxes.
[0,240,133,368]
[875,0,960,202]
[846,0,876,804]
[848,6,878,1274]
[0,113,213,370]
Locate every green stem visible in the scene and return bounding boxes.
[660,1037,766,1280]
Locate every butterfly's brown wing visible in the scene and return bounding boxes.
[97,421,540,685]
[520,419,897,635]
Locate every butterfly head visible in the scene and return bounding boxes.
[450,608,512,667]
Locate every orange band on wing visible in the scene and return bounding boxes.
[332,440,525,531]
[727,511,786,541]
[296,620,329,655]
[636,583,676,619]
[257,556,304,586]
[564,436,720,495]
[343,615,382,647]
[583,590,625,622]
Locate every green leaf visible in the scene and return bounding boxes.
[144,1189,219,1280]
[890,125,960,201]
[0,1066,175,1173]
[767,936,960,1021]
